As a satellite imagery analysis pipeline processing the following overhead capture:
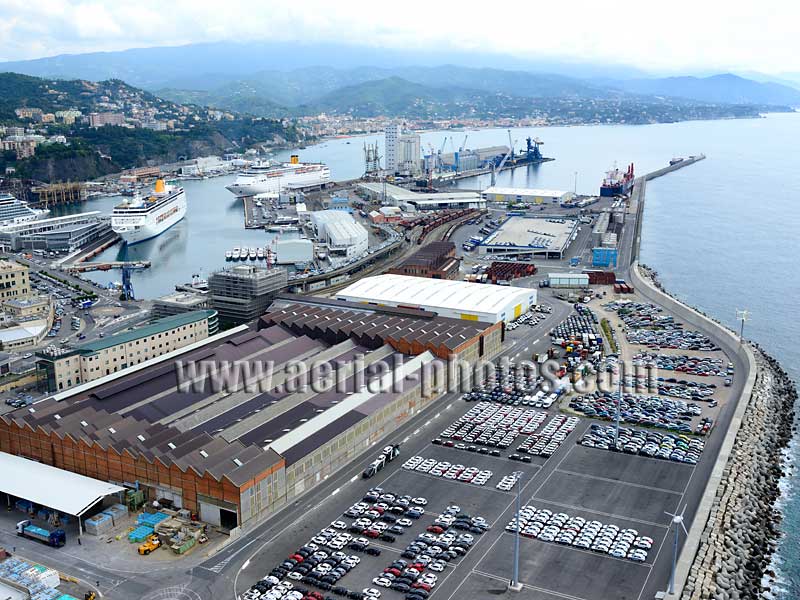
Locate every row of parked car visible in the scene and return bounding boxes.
[439,402,547,447]
[569,391,702,434]
[606,301,720,351]
[506,505,652,562]
[513,414,580,457]
[632,352,732,378]
[579,424,705,464]
[496,471,523,491]
[402,456,493,486]
[657,380,718,401]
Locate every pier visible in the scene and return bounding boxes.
[65,260,151,273]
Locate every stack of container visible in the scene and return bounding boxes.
[584,270,616,285]
[128,511,169,542]
[0,557,78,600]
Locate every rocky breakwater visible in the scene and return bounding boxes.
[681,349,797,600]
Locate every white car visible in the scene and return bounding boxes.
[362,588,381,598]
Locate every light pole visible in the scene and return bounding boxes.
[736,309,749,342]
[665,504,688,595]
[573,171,578,195]
[508,474,523,592]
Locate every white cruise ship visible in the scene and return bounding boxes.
[0,193,49,226]
[225,157,331,198]
[111,180,186,244]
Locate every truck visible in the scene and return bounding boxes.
[138,533,162,555]
[16,520,66,547]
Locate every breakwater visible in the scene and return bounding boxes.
[680,350,796,600]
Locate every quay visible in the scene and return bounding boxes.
[65,260,151,273]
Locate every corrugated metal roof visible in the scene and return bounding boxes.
[337,274,534,319]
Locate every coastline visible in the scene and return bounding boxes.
[633,263,797,599]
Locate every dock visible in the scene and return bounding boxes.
[65,260,151,273]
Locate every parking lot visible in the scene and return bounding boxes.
[232,289,743,600]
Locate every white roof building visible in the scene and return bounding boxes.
[481,187,572,204]
[309,210,368,259]
[336,274,536,323]
[357,183,485,210]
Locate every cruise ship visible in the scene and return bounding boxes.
[225,156,331,198]
[0,193,49,226]
[111,180,186,244]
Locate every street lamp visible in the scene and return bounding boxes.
[508,474,523,592]
[736,309,749,342]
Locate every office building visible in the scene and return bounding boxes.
[385,123,401,173]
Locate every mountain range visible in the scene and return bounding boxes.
[1,41,799,119]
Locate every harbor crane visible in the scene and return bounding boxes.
[490,130,518,186]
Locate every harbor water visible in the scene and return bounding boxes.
[62,115,800,594]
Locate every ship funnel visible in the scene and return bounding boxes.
[154,179,165,193]
[290,155,299,164]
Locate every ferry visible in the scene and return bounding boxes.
[225,156,331,198]
[112,180,186,244]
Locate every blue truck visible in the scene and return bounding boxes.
[16,520,66,547]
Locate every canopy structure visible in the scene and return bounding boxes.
[0,452,124,516]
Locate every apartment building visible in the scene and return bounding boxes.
[36,310,218,392]
[0,260,30,300]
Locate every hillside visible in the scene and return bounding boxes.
[606,74,800,106]
[0,72,300,182]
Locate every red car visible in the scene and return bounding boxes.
[412,583,432,592]
[384,567,401,577]
[364,529,380,538]
[290,554,305,562]
[426,525,444,534]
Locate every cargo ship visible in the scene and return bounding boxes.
[225,155,331,198]
[111,179,186,244]
[600,163,635,197]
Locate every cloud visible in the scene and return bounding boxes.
[0,0,797,73]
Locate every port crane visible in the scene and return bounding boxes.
[490,130,517,186]
[524,137,544,161]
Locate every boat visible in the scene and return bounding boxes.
[0,193,49,226]
[249,247,257,260]
[225,250,233,260]
[232,247,241,260]
[111,179,186,244]
[600,163,635,197]
[225,157,331,198]
[257,247,265,260]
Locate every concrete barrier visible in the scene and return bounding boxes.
[630,263,757,599]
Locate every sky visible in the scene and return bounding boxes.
[0,0,797,74]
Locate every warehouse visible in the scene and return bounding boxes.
[262,294,503,363]
[309,210,368,259]
[386,241,461,280]
[481,187,573,205]
[357,182,485,210]
[548,272,590,288]
[336,274,536,324]
[478,216,579,259]
[274,238,314,264]
[0,297,473,531]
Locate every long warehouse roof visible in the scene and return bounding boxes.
[482,186,569,197]
[0,451,124,516]
[337,274,534,316]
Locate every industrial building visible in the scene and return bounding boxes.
[208,265,288,325]
[386,241,461,280]
[478,216,578,259]
[481,187,573,205]
[35,310,218,392]
[0,212,112,253]
[0,293,501,530]
[337,274,536,323]
[357,182,485,211]
[263,294,502,363]
[309,210,368,259]
[548,273,590,288]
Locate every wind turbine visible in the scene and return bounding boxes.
[665,504,689,595]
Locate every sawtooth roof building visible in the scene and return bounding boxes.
[0,295,501,532]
